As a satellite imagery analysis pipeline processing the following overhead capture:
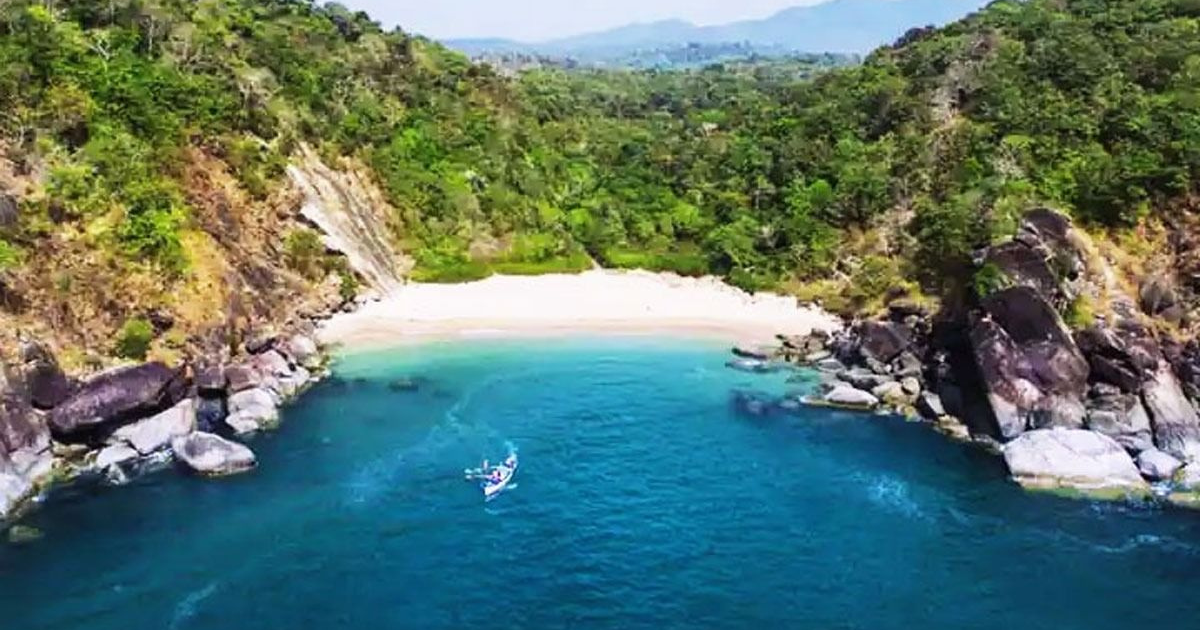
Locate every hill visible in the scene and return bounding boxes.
[446,0,991,65]
[0,0,1199,360]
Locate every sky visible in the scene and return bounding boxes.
[343,0,824,42]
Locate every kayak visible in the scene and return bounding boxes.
[481,457,518,500]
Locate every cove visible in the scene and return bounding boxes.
[4,337,1200,629]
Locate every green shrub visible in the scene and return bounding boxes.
[0,239,22,271]
[1064,294,1097,329]
[115,318,154,360]
[972,263,1012,299]
[284,229,326,280]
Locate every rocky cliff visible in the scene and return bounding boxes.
[0,148,404,521]
[780,208,1200,503]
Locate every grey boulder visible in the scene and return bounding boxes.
[1084,393,1154,454]
[1136,449,1183,481]
[171,432,256,476]
[225,388,279,434]
[1143,362,1200,463]
[109,398,196,455]
[823,386,879,410]
[287,335,323,370]
[1002,429,1148,494]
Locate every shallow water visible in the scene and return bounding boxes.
[4,337,1200,629]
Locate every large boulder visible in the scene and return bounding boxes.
[171,432,256,476]
[0,443,53,518]
[856,321,912,366]
[1002,429,1148,494]
[1136,449,1183,481]
[49,363,187,440]
[1084,392,1154,453]
[109,398,196,455]
[287,334,323,370]
[225,365,262,394]
[1143,362,1200,463]
[822,386,879,410]
[21,341,73,410]
[969,287,1089,439]
[225,387,279,434]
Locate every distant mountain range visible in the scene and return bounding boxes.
[446,0,992,66]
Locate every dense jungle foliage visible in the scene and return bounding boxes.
[2,0,1200,312]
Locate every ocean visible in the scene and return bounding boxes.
[4,337,1200,629]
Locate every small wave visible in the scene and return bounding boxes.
[859,474,926,520]
[169,582,218,630]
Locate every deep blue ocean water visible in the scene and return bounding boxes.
[4,337,1200,629]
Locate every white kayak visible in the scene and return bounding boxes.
[481,457,518,500]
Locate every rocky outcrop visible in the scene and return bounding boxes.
[969,287,1089,439]
[171,432,256,477]
[287,146,407,294]
[1002,429,1148,495]
[983,208,1085,309]
[49,363,187,440]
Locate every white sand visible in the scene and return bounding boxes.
[318,269,841,349]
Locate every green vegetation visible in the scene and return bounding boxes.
[115,317,154,360]
[1,0,1199,312]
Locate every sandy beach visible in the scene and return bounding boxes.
[318,269,841,349]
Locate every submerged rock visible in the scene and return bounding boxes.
[171,432,256,476]
[726,359,779,374]
[732,344,774,361]
[7,524,43,545]
[1002,429,1148,496]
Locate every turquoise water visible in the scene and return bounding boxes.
[4,337,1200,629]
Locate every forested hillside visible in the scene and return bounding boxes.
[2,0,1200,360]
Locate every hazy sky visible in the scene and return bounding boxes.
[343,0,823,42]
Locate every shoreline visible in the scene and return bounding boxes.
[318,269,841,350]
